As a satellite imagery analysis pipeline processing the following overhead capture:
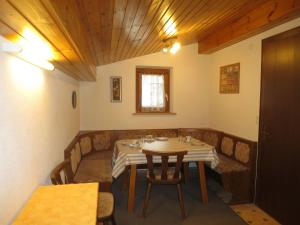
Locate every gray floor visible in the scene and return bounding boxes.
[112,170,246,225]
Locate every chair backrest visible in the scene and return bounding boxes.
[50,159,73,185]
[142,150,187,181]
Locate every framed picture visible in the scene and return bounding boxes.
[110,76,122,102]
[220,63,240,94]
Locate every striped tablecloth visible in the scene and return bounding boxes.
[112,137,219,178]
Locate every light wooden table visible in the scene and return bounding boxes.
[12,183,99,225]
[112,138,219,213]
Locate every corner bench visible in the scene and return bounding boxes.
[60,128,257,203]
[64,131,114,191]
[179,128,257,204]
[214,133,257,204]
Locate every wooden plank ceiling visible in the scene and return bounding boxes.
[0,0,299,81]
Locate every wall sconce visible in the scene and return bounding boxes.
[0,35,22,53]
[162,37,181,54]
[0,35,55,71]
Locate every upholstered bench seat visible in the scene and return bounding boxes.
[74,159,112,183]
[82,150,113,160]
[214,154,249,174]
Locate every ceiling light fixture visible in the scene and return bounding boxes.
[169,42,181,54]
[162,37,181,54]
[0,35,22,53]
[162,46,169,53]
[0,34,55,71]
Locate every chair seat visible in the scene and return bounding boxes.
[97,192,114,220]
[147,167,181,182]
[73,159,112,183]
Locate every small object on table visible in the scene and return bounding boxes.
[144,135,154,143]
[185,136,192,143]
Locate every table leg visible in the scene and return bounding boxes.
[128,164,137,213]
[122,166,129,191]
[183,162,189,183]
[198,161,208,203]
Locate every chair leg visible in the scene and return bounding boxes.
[142,182,152,217]
[176,184,186,219]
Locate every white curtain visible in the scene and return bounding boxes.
[142,74,165,108]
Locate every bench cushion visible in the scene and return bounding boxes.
[235,141,250,164]
[80,136,92,155]
[221,136,234,156]
[73,159,112,183]
[75,143,81,163]
[202,130,219,147]
[70,148,78,173]
[214,154,248,174]
[83,150,113,160]
[93,133,111,151]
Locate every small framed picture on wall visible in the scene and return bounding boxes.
[110,76,122,102]
[220,63,240,94]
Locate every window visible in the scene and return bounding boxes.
[136,67,170,113]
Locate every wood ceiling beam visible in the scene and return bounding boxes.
[198,0,300,54]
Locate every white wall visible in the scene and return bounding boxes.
[80,18,300,140]
[0,52,80,224]
[80,44,211,130]
[208,17,300,141]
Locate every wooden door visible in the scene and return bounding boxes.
[257,26,300,225]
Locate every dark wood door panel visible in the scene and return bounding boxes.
[257,26,300,225]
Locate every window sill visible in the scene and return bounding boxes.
[132,112,177,115]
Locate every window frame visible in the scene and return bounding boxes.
[136,67,170,113]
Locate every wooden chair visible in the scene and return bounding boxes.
[50,159,74,184]
[142,150,187,219]
[50,159,117,225]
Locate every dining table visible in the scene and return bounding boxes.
[12,183,99,225]
[112,137,219,213]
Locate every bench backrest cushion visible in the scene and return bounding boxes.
[70,148,77,173]
[202,129,222,148]
[93,131,111,151]
[178,128,204,141]
[80,136,92,155]
[221,136,234,156]
[69,143,82,173]
[154,129,178,138]
[75,143,81,163]
[220,133,257,168]
[115,129,178,140]
[235,142,250,164]
[115,130,144,140]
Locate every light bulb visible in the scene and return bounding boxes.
[170,42,181,54]
[162,47,168,53]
